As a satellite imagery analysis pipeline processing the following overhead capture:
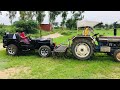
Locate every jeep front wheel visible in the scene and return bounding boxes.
[38,45,51,57]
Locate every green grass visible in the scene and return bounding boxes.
[0,49,120,79]
[0,29,120,79]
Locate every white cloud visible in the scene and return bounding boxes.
[83,11,120,24]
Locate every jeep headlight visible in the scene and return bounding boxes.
[50,38,53,44]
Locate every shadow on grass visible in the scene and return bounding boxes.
[8,50,114,62]
[51,52,114,62]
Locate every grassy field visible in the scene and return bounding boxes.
[1,29,120,79]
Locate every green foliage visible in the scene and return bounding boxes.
[0,25,17,36]
[0,24,4,28]
[13,20,38,34]
[61,11,68,28]
[0,28,6,35]
[49,11,61,25]
[7,11,17,24]
[61,30,72,35]
[66,18,76,29]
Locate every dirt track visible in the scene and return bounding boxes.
[0,67,30,79]
[42,33,63,39]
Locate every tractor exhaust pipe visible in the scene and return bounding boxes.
[113,22,117,36]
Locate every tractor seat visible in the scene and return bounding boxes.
[98,36,120,42]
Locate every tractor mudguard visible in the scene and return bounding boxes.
[72,36,94,43]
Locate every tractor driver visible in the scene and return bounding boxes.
[83,26,94,36]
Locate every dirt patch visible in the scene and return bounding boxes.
[0,66,30,79]
[42,33,63,39]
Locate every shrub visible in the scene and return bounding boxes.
[13,20,38,34]
[61,30,71,35]
[0,25,17,36]
[0,24,4,28]
[0,28,6,36]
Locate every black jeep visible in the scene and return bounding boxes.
[3,33,55,57]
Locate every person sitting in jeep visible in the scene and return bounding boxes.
[19,31,30,44]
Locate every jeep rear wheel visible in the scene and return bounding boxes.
[6,44,18,56]
[38,45,51,57]
[71,39,94,60]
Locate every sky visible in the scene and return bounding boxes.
[1,11,120,25]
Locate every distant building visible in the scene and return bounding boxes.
[39,24,53,31]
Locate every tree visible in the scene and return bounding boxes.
[66,18,76,30]
[61,11,68,30]
[66,11,84,29]
[73,11,84,21]
[13,20,38,34]
[19,11,27,20]
[104,24,109,29]
[7,11,17,24]
[53,22,59,27]
[35,11,45,24]
[34,11,46,37]
[26,11,35,20]
[109,24,113,29]
[49,11,61,29]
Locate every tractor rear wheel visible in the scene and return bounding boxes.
[114,49,120,62]
[71,39,94,60]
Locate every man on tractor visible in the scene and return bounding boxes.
[83,26,94,36]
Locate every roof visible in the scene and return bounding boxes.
[77,20,102,28]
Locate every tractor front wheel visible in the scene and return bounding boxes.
[114,49,120,62]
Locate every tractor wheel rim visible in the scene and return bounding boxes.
[8,47,15,55]
[41,48,48,56]
[116,53,120,61]
[75,43,90,58]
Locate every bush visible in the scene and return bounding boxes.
[0,25,17,36]
[54,27,60,29]
[13,20,38,34]
[0,28,6,36]
[0,24,4,28]
[61,30,71,35]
